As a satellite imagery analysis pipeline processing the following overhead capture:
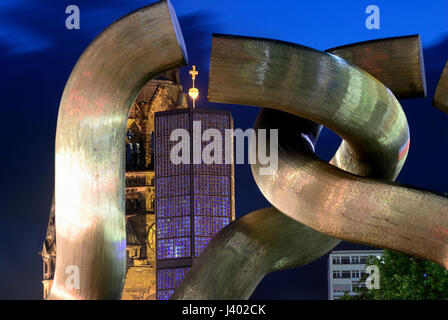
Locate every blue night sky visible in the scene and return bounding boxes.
[0,0,447,299]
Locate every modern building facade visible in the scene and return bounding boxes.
[328,249,383,300]
[154,108,235,300]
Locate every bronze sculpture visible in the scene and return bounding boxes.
[49,0,447,300]
[173,35,447,299]
[48,0,187,299]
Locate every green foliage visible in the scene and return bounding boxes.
[339,250,448,300]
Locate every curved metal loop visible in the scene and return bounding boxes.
[208,34,448,269]
[173,35,434,300]
[50,0,187,299]
[172,117,340,300]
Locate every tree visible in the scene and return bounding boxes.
[339,250,448,300]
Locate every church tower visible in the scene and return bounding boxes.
[154,66,235,300]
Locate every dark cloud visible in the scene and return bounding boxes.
[0,0,144,55]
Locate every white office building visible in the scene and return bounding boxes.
[328,250,383,300]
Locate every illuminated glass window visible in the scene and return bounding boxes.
[157,237,190,260]
[194,175,230,196]
[174,237,191,258]
[156,267,190,300]
[194,236,211,257]
[155,135,181,157]
[157,290,173,300]
[193,163,231,175]
[156,113,189,137]
[156,156,190,177]
[193,113,230,132]
[156,196,190,218]
[157,216,190,239]
[157,239,173,260]
[194,216,213,237]
[194,216,229,255]
[212,217,230,234]
[156,175,190,198]
[194,195,230,216]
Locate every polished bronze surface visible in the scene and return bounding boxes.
[50,2,447,300]
[208,34,447,269]
[173,35,436,300]
[434,60,448,113]
[171,206,339,300]
[327,35,427,99]
[172,116,339,299]
[49,0,187,299]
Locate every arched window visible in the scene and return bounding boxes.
[150,195,155,211]
[149,131,155,169]
[133,143,140,168]
[126,143,133,170]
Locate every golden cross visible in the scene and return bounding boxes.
[188,65,199,108]
[189,65,198,84]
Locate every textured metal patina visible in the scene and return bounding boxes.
[434,61,448,113]
[171,115,340,300]
[172,35,448,299]
[50,0,448,299]
[49,0,187,299]
[208,34,447,267]
[171,206,339,300]
[326,35,427,99]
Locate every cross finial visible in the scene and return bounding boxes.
[188,65,199,108]
[189,65,198,82]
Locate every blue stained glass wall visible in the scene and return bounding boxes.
[156,267,190,300]
[191,111,233,257]
[155,109,234,300]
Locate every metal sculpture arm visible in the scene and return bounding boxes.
[171,116,340,300]
[172,35,434,300]
[208,34,448,269]
[434,61,448,113]
[49,0,187,299]
[326,35,426,99]
[171,206,339,300]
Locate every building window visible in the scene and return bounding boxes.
[332,257,341,264]
[150,196,155,211]
[352,270,360,278]
[340,256,350,264]
[333,284,352,292]
[360,256,368,264]
[333,271,341,279]
[126,143,133,170]
[341,271,351,278]
[351,256,360,264]
[133,143,140,169]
